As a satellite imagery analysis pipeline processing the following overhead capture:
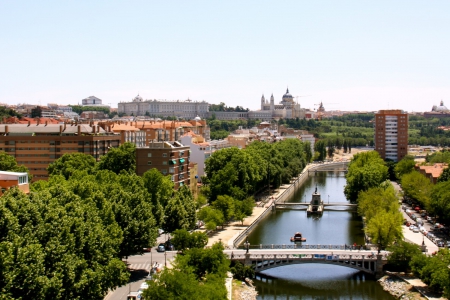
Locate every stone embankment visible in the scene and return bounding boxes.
[379,272,446,300]
[379,274,423,299]
[232,279,258,300]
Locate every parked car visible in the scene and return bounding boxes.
[436,240,445,248]
[434,223,441,230]
[157,243,165,252]
[412,226,420,233]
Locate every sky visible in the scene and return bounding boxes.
[1,1,449,112]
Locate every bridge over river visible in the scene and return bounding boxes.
[225,247,388,277]
[274,202,357,210]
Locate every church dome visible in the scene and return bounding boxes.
[133,94,143,102]
[194,115,202,121]
[282,88,293,100]
[432,100,449,112]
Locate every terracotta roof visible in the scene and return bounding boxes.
[416,163,448,179]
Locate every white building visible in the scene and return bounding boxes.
[118,95,209,119]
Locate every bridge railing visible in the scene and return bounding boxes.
[238,244,365,250]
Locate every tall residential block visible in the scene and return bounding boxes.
[374,110,408,162]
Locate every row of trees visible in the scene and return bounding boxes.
[0,143,201,299]
[204,139,312,201]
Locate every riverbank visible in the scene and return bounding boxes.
[379,273,445,300]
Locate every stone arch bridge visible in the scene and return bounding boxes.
[225,246,388,277]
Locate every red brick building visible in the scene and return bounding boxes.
[374,110,408,162]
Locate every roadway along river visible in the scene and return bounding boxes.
[247,171,395,300]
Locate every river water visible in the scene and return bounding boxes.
[248,171,395,300]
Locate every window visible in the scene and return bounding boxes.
[147,161,152,165]
[162,169,167,175]
[147,153,152,157]
[163,153,167,157]
[163,161,168,165]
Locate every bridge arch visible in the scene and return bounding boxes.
[228,251,387,277]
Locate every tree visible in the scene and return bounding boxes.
[47,152,96,179]
[163,195,190,233]
[437,167,450,183]
[365,210,403,253]
[0,151,32,179]
[314,140,327,161]
[410,249,450,297]
[142,168,173,225]
[96,142,136,174]
[212,195,235,223]
[31,106,42,118]
[386,240,422,272]
[429,181,450,225]
[394,155,416,180]
[401,171,433,210]
[198,206,224,231]
[171,229,208,252]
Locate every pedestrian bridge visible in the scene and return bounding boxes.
[224,246,388,277]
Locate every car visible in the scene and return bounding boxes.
[412,226,419,233]
[157,243,165,252]
[409,225,417,231]
[436,240,445,248]
[434,223,441,230]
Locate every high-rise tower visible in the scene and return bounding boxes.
[374,110,408,162]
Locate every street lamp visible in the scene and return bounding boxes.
[245,235,250,254]
[164,249,167,267]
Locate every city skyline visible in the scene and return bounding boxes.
[1,1,449,112]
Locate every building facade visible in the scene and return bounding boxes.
[0,171,29,196]
[374,110,408,162]
[0,123,121,181]
[118,95,209,119]
[135,141,190,190]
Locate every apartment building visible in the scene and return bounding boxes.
[0,171,29,196]
[0,123,121,181]
[374,110,408,162]
[135,141,190,190]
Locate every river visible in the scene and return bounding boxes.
[248,171,395,300]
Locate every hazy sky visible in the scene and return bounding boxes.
[1,1,449,112]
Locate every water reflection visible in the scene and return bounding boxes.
[255,264,394,300]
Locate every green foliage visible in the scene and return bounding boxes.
[205,139,309,202]
[365,209,404,253]
[96,142,136,174]
[314,140,327,161]
[142,168,173,225]
[429,180,450,225]
[0,187,129,299]
[47,153,96,179]
[426,150,450,164]
[0,151,32,180]
[0,105,21,119]
[401,171,433,210]
[198,206,224,231]
[344,151,388,203]
[386,240,422,272]
[437,167,450,183]
[394,155,416,180]
[69,105,111,115]
[358,185,399,222]
[410,249,450,297]
[230,261,255,281]
[171,229,208,252]
[143,242,229,300]
[162,186,197,233]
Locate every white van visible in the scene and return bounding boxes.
[416,218,423,225]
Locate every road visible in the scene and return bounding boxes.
[104,235,176,300]
[391,181,439,254]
